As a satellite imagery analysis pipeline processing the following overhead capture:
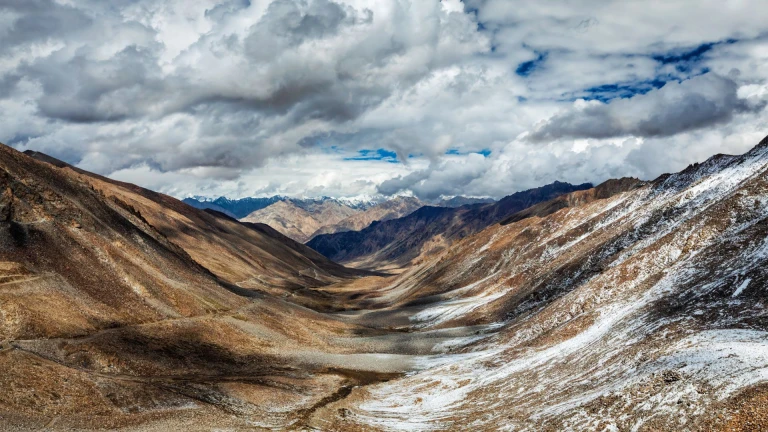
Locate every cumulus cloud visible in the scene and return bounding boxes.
[529,74,761,142]
[378,153,490,200]
[1,0,767,200]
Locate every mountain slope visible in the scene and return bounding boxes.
[313,136,768,430]
[309,196,424,240]
[21,150,368,299]
[240,200,321,243]
[0,144,400,430]
[6,138,768,430]
[240,199,360,243]
[0,147,247,341]
[307,181,594,268]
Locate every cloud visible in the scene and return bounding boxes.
[529,73,759,142]
[0,0,767,200]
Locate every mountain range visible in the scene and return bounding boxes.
[1,137,768,430]
[184,194,493,243]
[307,180,596,268]
[182,195,379,220]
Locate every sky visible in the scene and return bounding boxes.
[1,0,768,200]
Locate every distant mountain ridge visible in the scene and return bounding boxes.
[184,194,494,243]
[182,195,384,219]
[183,196,287,219]
[307,181,595,268]
[183,194,496,220]
[240,199,360,243]
[436,196,496,207]
[309,196,424,240]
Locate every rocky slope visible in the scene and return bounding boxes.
[21,150,365,295]
[310,136,768,431]
[240,199,360,243]
[309,196,424,240]
[3,137,768,431]
[307,181,593,268]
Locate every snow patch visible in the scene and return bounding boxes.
[732,278,752,297]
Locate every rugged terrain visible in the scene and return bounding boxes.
[307,181,593,268]
[240,199,360,243]
[184,196,383,220]
[308,196,423,240]
[2,136,768,431]
[312,137,768,430]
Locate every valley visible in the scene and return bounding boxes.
[1,137,768,431]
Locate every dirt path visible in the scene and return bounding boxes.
[0,275,45,288]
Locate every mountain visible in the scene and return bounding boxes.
[240,199,360,243]
[307,181,594,268]
[1,143,408,430]
[5,137,768,430]
[182,196,282,219]
[310,136,768,430]
[309,196,424,240]
[436,196,496,207]
[239,200,322,243]
[15,149,369,302]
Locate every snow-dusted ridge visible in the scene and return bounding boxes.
[325,137,768,431]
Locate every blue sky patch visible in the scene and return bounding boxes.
[576,77,669,102]
[651,38,737,73]
[558,38,737,103]
[652,39,737,67]
[344,148,399,163]
[445,148,492,157]
[516,51,548,77]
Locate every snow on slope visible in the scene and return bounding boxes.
[324,140,768,430]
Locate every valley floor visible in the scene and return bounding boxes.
[0,272,501,431]
[4,266,768,431]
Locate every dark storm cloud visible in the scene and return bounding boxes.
[0,0,92,55]
[244,0,366,57]
[25,44,166,123]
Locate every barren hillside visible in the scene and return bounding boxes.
[309,196,423,240]
[241,199,360,243]
[2,137,768,431]
[312,136,768,430]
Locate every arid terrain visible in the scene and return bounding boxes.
[240,199,360,243]
[308,196,423,241]
[2,136,768,431]
[307,181,593,269]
